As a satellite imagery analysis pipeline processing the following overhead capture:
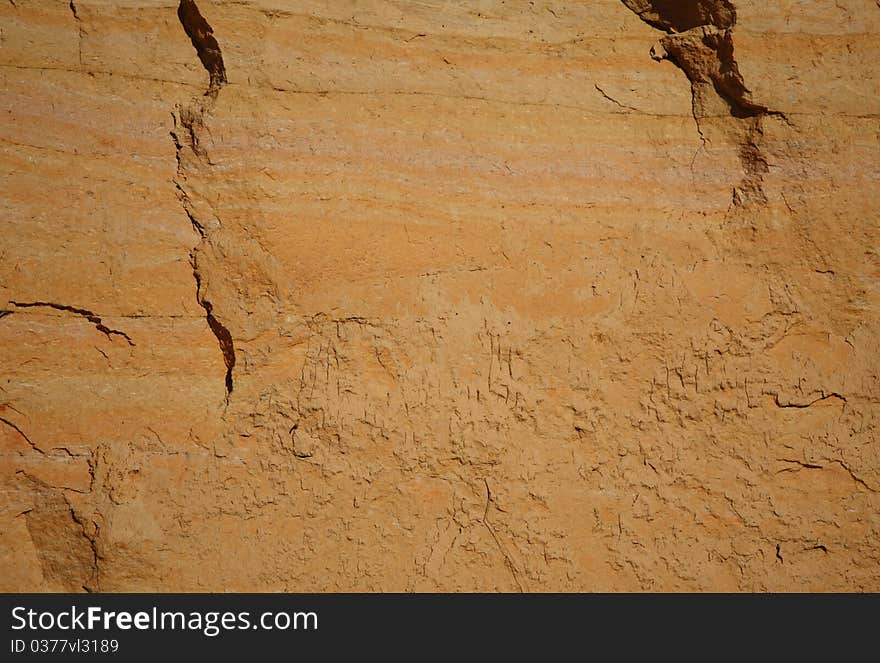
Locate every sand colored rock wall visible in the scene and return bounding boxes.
[1,0,878,591]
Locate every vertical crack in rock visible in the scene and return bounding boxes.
[68,1,84,68]
[192,267,236,394]
[177,0,227,97]
[18,472,99,592]
[9,301,134,345]
[482,480,525,592]
[621,0,788,206]
[172,0,235,398]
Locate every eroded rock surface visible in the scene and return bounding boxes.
[1,0,879,591]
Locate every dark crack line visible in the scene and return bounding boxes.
[776,457,876,492]
[482,479,525,592]
[178,0,227,96]
[824,459,877,493]
[17,471,99,592]
[775,458,823,474]
[173,182,206,238]
[69,507,100,593]
[191,262,235,396]
[688,92,708,177]
[205,301,236,395]
[773,392,847,409]
[594,84,642,113]
[68,1,83,68]
[9,301,134,346]
[1,416,44,454]
[174,0,235,398]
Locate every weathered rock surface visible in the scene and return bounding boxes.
[1,0,878,591]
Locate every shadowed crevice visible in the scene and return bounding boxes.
[619,0,789,206]
[174,0,236,398]
[10,301,134,346]
[192,265,236,394]
[177,0,227,95]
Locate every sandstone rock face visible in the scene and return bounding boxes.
[1,0,878,592]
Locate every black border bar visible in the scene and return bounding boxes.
[3,593,876,659]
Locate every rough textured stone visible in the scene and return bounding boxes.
[1,0,878,591]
